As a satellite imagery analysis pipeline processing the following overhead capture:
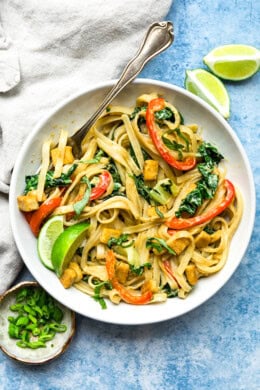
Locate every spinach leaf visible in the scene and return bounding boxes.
[175,142,224,217]
[80,150,104,164]
[175,128,190,151]
[130,106,147,120]
[163,283,179,298]
[130,263,152,276]
[73,177,91,216]
[24,164,78,194]
[197,142,224,165]
[107,160,122,184]
[107,234,134,249]
[132,174,151,204]
[130,146,151,168]
[162,135,185,160]
[146,237,176,255]
[204,224,215,235]
[155,107,175,122]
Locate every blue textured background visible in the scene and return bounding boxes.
[1,1,259,389]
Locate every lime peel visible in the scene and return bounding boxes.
[185,69,230,118]
[37,216,64,271]
[203,44,260,81]
[51,221,90,277]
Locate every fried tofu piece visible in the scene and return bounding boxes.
[59,262,83,288]
[195,231,211,248]
[185,264,199,285]
[170,238,190,255]
[143,160,159,181]
[60,269,77,289]
[147,205,167,217]
[100,228,122,244]
[141,279,158,294]
[51,146,74,165]
[17,191,39,212]
[115,261,130,284]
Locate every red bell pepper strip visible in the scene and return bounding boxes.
[166,179,235,230]
[23,211,34,224]
[90,171,111,201]
[106,250,153,305]
[29,197,62,237]
[146,98,197,171]
[163,260,181,288]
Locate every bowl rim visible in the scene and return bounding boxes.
[9,78,256,325]
[0,281,76,364]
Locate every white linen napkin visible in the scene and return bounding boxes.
[0,0,172,293]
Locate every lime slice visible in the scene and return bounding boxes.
[37,216,64,270]
[185,69,230,118]
[203,44,260,81]
[51,222,89,277]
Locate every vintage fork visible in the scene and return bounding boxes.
[68,21,174,158]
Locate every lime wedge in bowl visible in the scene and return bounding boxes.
[51,222,90,277]
[203,44,260,81]
[185,69,230,118]
[38,216,64,270]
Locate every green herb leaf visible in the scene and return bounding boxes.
[24,164,78,194]
[146,237,176,255]
[73,177,91,216]
[162,136,184,159]
[108,234,134,249]
[80,150,104,164]
[155,107,175,121]
[130,262,152,276]
[132,174,151,204]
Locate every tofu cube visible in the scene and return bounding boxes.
[195,231,211,248]
[17,191,39,212]
[100,228,122,244]
[51,146,74,165]
[141,279,158,294]
[147,205,167,217]
[185,264,198,285]
[143,160,159,181]
[170,238,190,255]
[115,261,130,284]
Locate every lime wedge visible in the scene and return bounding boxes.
[37,216,64,270]
[185,69,230,118]
[203,44,260,81]
[51,222,89,277]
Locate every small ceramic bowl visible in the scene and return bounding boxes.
[0,281,75,364]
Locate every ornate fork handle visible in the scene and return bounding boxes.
[69,21,174,158]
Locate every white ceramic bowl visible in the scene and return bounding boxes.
[9,79,255,325]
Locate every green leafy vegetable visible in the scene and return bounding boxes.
[162,136,185,159]
[176,142,224,217]
[163,283,179,298]
[204,224,215,235]
[130,263,152,276]
[146,237,176,255]
[155,107,175,121]
[130,106,147,120]
[73,177,91,216]
[80,150,104,164]
[149,178,178,205]
[93,280,112,309]
[24,164,78,194]
[107,234,134,249]
[197,142,224,165]
[132,174,152,204]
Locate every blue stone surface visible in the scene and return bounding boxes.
[1,1,259,389]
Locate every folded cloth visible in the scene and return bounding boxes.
[0,0,172,293]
